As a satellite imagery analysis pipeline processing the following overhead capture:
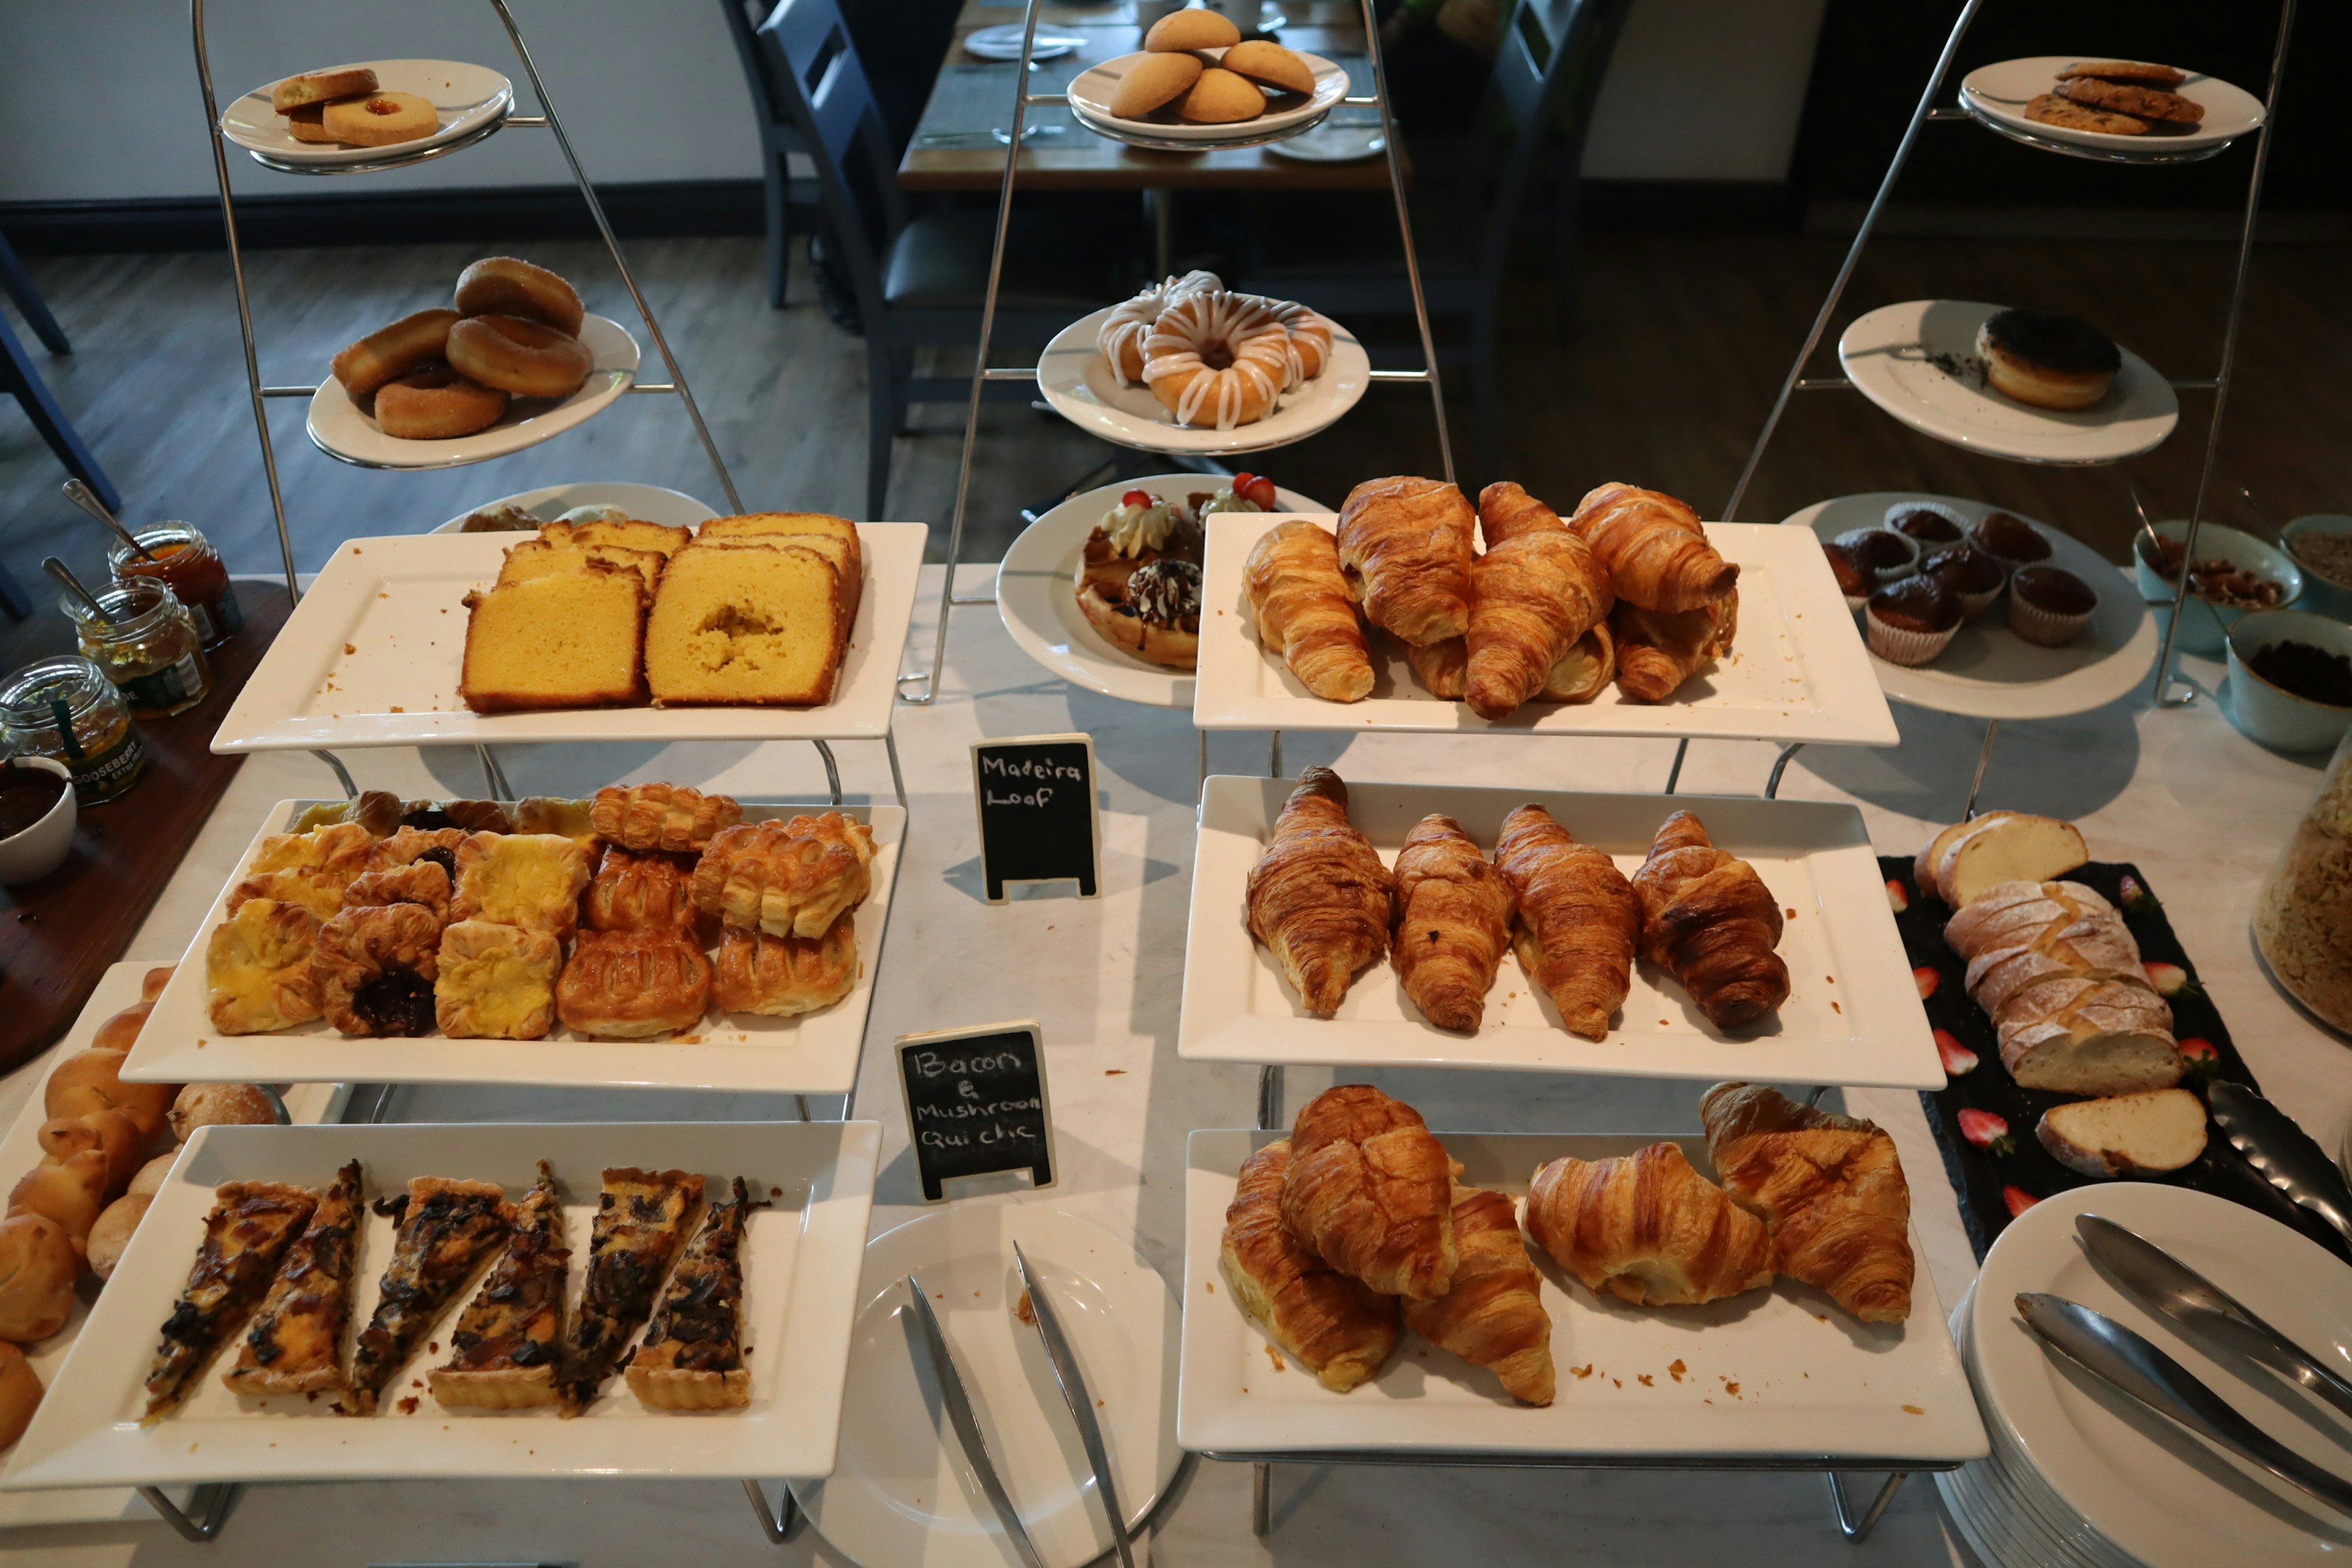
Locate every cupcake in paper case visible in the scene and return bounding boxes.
[1883,499,1970,550]
[1969,509,2054,573]
[1822,540,1871,614]
[1921,544,2008,621]
[2008,565,2098,647]
[1834,526,1920,589]
[1866,576,1962,666]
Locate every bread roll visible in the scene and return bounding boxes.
[90,1000,153,1055]
[0,1342,40,1448]
[168,1082,281,1144]
[44,1049,176,1139]
[86,1193,152,1281]
[6,1152,109,1252]
[127,1153,178,1199]
[141,965,176,1002]
[0,1214,79,1342]
[37,1109,147,1197]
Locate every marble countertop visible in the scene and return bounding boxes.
[1,564,2339,1567]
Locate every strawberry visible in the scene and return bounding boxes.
[1958,1108,2014,1156]
[1237,473,1278,510]
[1934,1029,1978,1077]
[2118,873,2160,913]
[2143,960,2199,998]
[2178,1036,2220,1081]
[1121,489,1154,509]
[1913,966,1941,1001]
[2003,1185,2040,1220]
[1886,879,1910,913]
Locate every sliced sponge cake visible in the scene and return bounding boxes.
[460,564,646,712]
[644,543,842,706]
[540,518,692,557]
[497,538,666,596]
[698,513,862,624]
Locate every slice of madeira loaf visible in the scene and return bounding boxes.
[497,538,666,596]
[692,536,860,632]
[698,513,863,625]
[540,518,692,557]
[643,542,842,706]
[460,565,646,712]
[2037,1088,2207,1177]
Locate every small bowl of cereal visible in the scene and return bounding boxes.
[2282,514,2352,625]
[2132,520,2300,657]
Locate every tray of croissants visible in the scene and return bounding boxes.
[1178,770,1947,1089]
[115,785,900,1096]
[1193,477,1898,744]
[1177,1084,1985,1463]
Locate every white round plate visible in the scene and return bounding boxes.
[1959,57,2264,162]
[1838,300,2178,466]
[998,473,1329,706]
[1267,119,1385,161]
[306,313,639,470]
[431,481,719,533]
[1037,304,1368,455]
[1066,47,1349,145]
[1788,492,2155,720]
[1969,1183,2352,1568]
[965,24,1085,61]
[793,1205,1182,1568]
[218,60,514,170]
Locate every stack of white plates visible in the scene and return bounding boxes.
[1936,1183,2352,1567]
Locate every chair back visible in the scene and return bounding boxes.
[754,0,907,315]
[1472,0,1636,263]
[717,0,794,151]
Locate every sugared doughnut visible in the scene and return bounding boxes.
[331,308,459,400]
[375,366,509,440]
[453,257,586,336]
[446,315,594,399]
[1098,271,1223,385]
[1181,67,1265,124]
[322,91,439,148]
[272,67,379,113]
[1142,290,1292,429]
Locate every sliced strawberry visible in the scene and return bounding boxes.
[1238,474,1279,510]
[1913,965,1941,1001]
[1886,879,1910,913]
[1958,1108,2014,1156]
[1934,1029,1978,1077]
[2119,873,2160,912]
[2143,960,2199,997]
[1121,489,1154,509]
[2003,1185,2040,1220]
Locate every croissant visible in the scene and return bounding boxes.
[1700,1083,1913,1324]
[1281,1084,1457,1300]
[1390,815,1515,1032]
[1403,1186,1554,1404]
[1466,483,1614,720]
[1612,594,1736,703]
[1245,768,1394,1016]
[1567,483,1737,612]
[1335,477,1475,646]
[1539,620,1613,704]
[1493,805,1639,1039]
[1403,635,1467,700]
[1523,1142,1773,1307]
[1221,1139,1401,1392]
[1245,521,1376,703]
[1630,811,1789,1028]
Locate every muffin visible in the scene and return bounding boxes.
[2008,566,2098,647]
[1833,527,1920,588]
[1866,577,1962,666]
[1884,500,1968,548]
[1970,510,2053,571]
[1921,545,2008,620]
[1822,541,1871,611]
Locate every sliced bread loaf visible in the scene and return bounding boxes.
[1996,974,2180,1094]
[2037,1088,2207,1177]
[1926,813,2087,908]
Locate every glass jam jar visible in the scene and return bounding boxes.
[62,578,213,718]
[108,523,242,647]
[0,655,148,804]
[2254,726,2352,1031]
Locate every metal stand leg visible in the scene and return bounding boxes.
[477,745,513,801]
[140,1483,238,1543]
[310,749,358,799]
[813,738,843,805]
[1151,186,1174,277]
[1664,737,1689,795]
[742,1479,799,1544]
[1268,731,1283,780]
[1355,0,1454,486]
[1962,718,1999,818]
[1764,742,1804,799]
[1257,1065,1284,1131]
[1803,1085,1830,1108]
[1826,1471,1908,1543]
[1252,1461,1273,1537]
[884,729,909,817]
[360,1084,399,1125]
[794,1094,813,1122]
[1198,729,1208,798]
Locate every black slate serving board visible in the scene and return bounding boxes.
[1885,857,2352,1265]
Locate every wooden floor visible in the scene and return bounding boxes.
[1,230,2346,675]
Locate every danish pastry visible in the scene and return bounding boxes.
[558,930,714,1039]
[450,832,592,940]
[341,861,453,922]
[713,922,859,1016]
[315,904,443,1038]
[435,919,562,1039]
[228,869,352,921]
[692,813,876,937]
[585,846,698,932]
[206,899,325,1035]
[400,799,513,834]
[249,821,375,884]
[592,783,742,853]
[320,90,439,147]
[513,796,599,847]
[371,824,467,882]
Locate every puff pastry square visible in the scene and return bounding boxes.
[435,919,562,1039]
[232,821,375,919]
[627,1175,751,1411]
[584,845,698,932]
[513,796,598,848]
[316,903,443,1037]
[591,783,741,853]
[227,869,352,921]
[430,1161,568,1409]
[557,929,712,1038]
[341,861,452,921]
[370,825,467,880]
[450,832,591,940]
[206,898,325,1034]
[713,921,858,1017]
[691,812,875,938]
[224,1159,363,1395]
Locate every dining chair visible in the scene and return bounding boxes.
[0,229,113,618]
[754,0,1141,518]
[717,0,823,309]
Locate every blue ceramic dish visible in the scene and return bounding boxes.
[2132,519,2302,658]
[2225,608,2352,753]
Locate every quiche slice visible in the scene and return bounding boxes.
[429,1161,570,1409]
[143,1182,320,1422]
[339,1177,511,1415]
[627,1175,753,1411]
[557,1167,704,1415]
[223,1159,364,1396]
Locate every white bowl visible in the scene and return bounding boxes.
[0,756,77,885]
[2225,609,2352,753]
[2132,519,2302,657]
[2281,514,2352,623]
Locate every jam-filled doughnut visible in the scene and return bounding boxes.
[374,366,509,440]
[453,257,585,335]
[446,315,594,399]
[331,308,458,400]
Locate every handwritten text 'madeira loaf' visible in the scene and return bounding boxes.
[981,755,1084,782]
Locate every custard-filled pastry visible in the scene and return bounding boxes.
[559,929,713,1038]
[1334,476,1476,646]
[227,869,351,921]
[206,899,325,1034]
[340,861,452,922]
[713,922,859,1016]
[232,821,375,918]
[585,846,698,932]
[435,919,563,1039]
[369,824,467,881]
[1221,1138,1399,1392]
[1281,1084,1457,1300]
[1403,1185,1554,1404]
[591,783,742,854]
[1523,1142,1771,1308]
[290,790,402,839]
[691,813,875,938]
[317,903,443,1037]
[512,795,598,848]
[451,832,592,941]
[1245,768,1393,1017]
[628,1175,752,1410]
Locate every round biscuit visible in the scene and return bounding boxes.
[1145,8,1242,51]
[1221,39,1314,96]
[1110,51,1205,118]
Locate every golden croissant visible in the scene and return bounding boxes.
[1540,620,1614,703]
[1391,814,1515,1032]
[1281,1084,1457,1300]
[1466,483,1614,720]
[1630,810,1789,1028]
[1245,520,1375,703]
[1404,634,1467,699]
[1335,477,1476,646]
[1403,1185,1554,1403]
[1612,594,1736,703]
[1245,768,1393,1016]
[1700,1083,1913,1324]
[1523,1142,1773,1307]
[1493,805,1640,1039]
[1222,1138,1401,1391]
[1567,483,1737,612]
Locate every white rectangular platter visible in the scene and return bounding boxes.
[209,523,927,752]
[1180,777,1942,1090]
[3,1119,881,1490]
[1179,1130,1986,1465]
[1193,514,1899,744]
[121,799,902,1094]
[0,966,350,1526]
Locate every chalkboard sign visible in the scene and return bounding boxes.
[895,1021,1057,1202]
[971,733,1099,902]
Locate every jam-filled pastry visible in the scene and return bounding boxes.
[398,798,513,835]
[691,812,876,938]
[513,795,597,848]
[341,1177,511,1414]
[206,898,325,1034]
[628,1175,752,1411]
[316,903,443,1037]
[559,1167,704,1414]
[429,1161,568,1409]
[143,1181,320,1421]
[584,845,698,932]
[370,824,467,883]
[435,919,562,1039]
[450,832,591,941]
[224,1159,363,1396]
[713,922,859,1017]
[590,782,742,854]
[341,861,452,921]
[557,929,713,1038]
